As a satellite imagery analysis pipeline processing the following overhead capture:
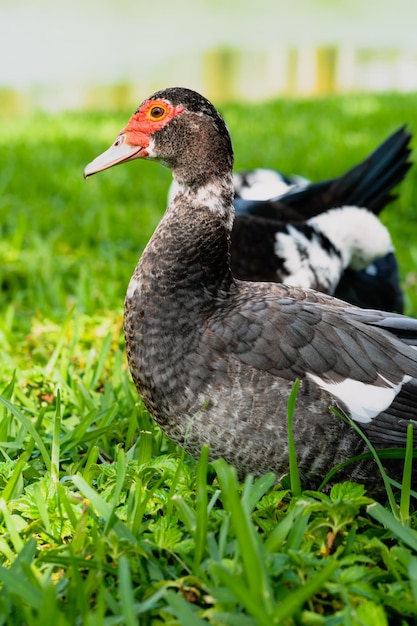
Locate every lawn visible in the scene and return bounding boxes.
[1,92,417,625]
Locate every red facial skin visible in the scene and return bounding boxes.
[120,99,185,153]
[84,99,185,178]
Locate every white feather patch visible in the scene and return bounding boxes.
[232,168,309,201]
[307,372,412,423]
[275,226,343,292]
[126,276,141,299]
[167,179,179,204]
[170,178,234,231]
[233,168,293,200]
[308,206,393,270]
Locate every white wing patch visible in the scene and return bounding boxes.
[309,206,393,271]
[307,373,412,423]
[274,207,394,293]
[275,226,343,292]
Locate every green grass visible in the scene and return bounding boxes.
[1,92,417,624]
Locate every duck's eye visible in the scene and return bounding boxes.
[149,106,166,120]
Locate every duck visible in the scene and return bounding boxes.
[232,128,411,312]
[84,87,417,495]
[172,128,412,312]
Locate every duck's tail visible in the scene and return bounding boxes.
[281,126,413,218]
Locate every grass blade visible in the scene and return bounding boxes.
[118,556,137,626]
[51,388,61,485]
[0,539,41,609]
[213,459,272,613]
[0,565,43,610]
[367,502,417,552]
[241,472,276,514]
[194,444,209,569]
[210,564,272,626]
[71,474,137,545]
[400,424,414,521]
[2,441,35,501]
[0,395,51,471]
[287,379,301,496]
[330,408,398,515]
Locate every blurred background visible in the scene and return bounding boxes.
[2,0,417,113]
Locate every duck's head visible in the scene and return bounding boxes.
[84,87,234,185]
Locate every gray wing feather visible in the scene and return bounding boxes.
[208,283,417,385]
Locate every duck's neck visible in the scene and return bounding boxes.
[136,175,236,302]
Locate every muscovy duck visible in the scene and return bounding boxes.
[84,87,417,495]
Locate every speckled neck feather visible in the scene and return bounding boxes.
[136,180,236,300]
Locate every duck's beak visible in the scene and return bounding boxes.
[84,133,144,178]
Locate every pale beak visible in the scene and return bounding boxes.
[84,133,144,178]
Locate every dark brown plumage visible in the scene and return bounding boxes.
[84,87,417,497]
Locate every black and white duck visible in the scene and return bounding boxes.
[232,128,412,312]
[84,87,417,495]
